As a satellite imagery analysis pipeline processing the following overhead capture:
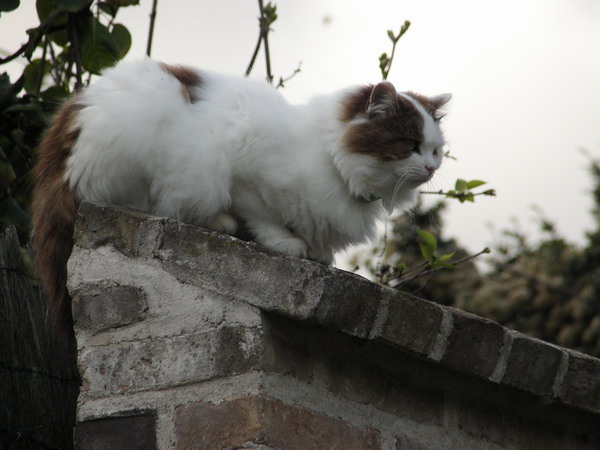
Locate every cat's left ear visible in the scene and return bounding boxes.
[430,93,452,120]
[367,81,398,119]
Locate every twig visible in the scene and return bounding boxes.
[391,247,491,288]
[67,14,84,90]
[420,189,496,199]
[33,36,49,97]
[258,0,273,84]
[276,61,302,88]
[0,43,29,65]
[146,0,159,57]
[380,20,410,80]
[245,30,262,77]
[246,0,275,83]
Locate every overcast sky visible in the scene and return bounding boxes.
[3,0,600,265]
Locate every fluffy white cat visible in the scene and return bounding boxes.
[31,58,450,333]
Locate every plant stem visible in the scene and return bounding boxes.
[258,0,273,83]
[67,14,83,91]
[246,0,274,84]
[246,33,262,77]
[146,0,159,57]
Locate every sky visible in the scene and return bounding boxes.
[2,0,600,267]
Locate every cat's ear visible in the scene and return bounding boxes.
[430,93,452,120]
[431,93,452,109]
[367,81,398,119]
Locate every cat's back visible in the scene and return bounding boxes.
[78,59,290,138]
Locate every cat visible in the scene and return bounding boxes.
[31,58,450,337]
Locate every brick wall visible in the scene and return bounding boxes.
[69,202,600,449]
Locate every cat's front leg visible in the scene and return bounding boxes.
[247,220,308,259]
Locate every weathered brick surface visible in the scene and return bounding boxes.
[560,351,600,413]
[502,334,564,396]
[314,272,384,339]
[175,396,379,449]
[442,308,506,379]
[74,414,156,450]
[72,284,147,332]
[376,290,445,357]
[79,326,261,397]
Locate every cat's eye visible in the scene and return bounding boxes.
[402,139,420,153]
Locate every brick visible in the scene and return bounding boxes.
[175,396,380,449]
[559,351,600,414]
[74,414,156,450]
[72,284,147,332]
[156,219,327,320]
[73,202,149,256]
[79,327,261,397]
[502,335,563,396]
[442,308,506,379]
[377,291,444,357]
[314,272,383,339]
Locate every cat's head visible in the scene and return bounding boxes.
[337,82,450,212]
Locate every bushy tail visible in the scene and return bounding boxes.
[31,99,82,341]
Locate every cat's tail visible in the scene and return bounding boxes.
[31,99,83,342]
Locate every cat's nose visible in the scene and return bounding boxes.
[426,166,436,174]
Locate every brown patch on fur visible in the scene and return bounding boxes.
[340,85,373,122]
[159,62,202,103]
[341,87,424,161]
[31,98,83,343]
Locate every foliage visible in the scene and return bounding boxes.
[0,0,138,242]
[458,155,600,357]
[379,20,410,81]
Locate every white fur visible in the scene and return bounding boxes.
[65,59,446,265]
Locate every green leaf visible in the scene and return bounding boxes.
[3,102,44,114]
[264,2,277,26]
[111,23,131,58]
[379,53,389,72]
[98,1,117,16]
[0,0,20,12]
[460,193,475,203]
[107,0,138,6]
[399,20,411,38]
[455,178,468,193]
[417,229,437,261]
[80,19,120,74]
[23,59,49,95]
[40,84,70,103]
[55,0,90,11]
[438,252,455,263]
[36,0,53,20]
[387,30,395,41]
[466,179,486,189]
[419,243,434,261]
[417,229,437,250]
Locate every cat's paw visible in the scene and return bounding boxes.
[309,249,334,266]
[207,212,238,235]
[265,236,308,259]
